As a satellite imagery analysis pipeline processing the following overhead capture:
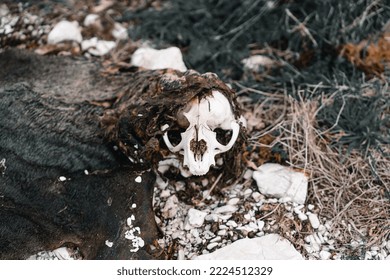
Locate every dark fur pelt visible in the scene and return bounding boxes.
[0,49,245,259]
[0,49,158,259]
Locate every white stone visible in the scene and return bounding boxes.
[257,220,265,231]
[298,212,308,221]
[195,234,303,260]
[237,225,255,233]
[184,208,207,229]
[205,213,219,222]
[190,228,200,238]
[131,46,187,72]
[252,163,308,204]
[293,205,304,212]
[244,188,253,195]
[226,220,238,228]
[83,14,99,26]
[214,205,238,215]
[243,213,251,221]
[81,37,116,56]
[135,176,142,183]
[227,197,240,205]
[47,20,82,44]
[157,158,192,178]
[105,240,113,248]
[59,176,66,181]
[242,55,276,72]
[252,192,263,202]
[126,217,133,227]
[112,22,128,40]
[162,195,179,219]
[318,225,327,234]
[308,213,320,229]
[210,236,222,243]
[207,242,219,251]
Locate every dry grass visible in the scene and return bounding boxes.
[238,83,390,252]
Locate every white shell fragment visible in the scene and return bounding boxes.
[252,163,308,204]
[47,20,82,44]
[105,240,114,248]
[195,234,303,260]
[131,47,187,72]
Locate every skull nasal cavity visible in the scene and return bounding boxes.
[190,139,207,159]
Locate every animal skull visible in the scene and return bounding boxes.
[162,90,242,176]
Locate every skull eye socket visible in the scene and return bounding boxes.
[214,127,233,146]
[165,128,186,146]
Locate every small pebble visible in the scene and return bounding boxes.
[293,205,304,213]
[257,220,265,230]
[205,214,219,222]
[226,220,238,227]
[206,242,219,250]
[214,205,237,215]
[105,240,113,248]
[131,203,137,208]
[243,188,253,196]
[227,198,240,205]
[135,176,142,183]
[308,213,320,229]
[298,212,308,221]
[217,229,226,236]
[209,236,221,243]
[252,192,262,202]
[59,176,66,181]
[185,208,207,229]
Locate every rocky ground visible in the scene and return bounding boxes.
[1,0,389,260]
